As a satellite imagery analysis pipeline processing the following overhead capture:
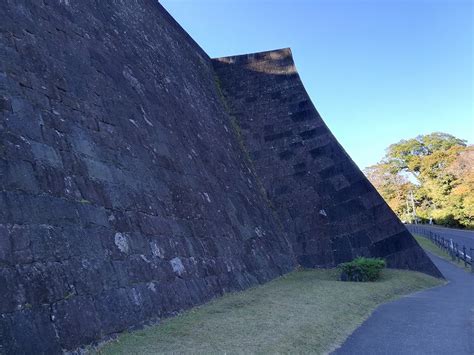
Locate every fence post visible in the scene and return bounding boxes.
[463,246,467,267]
[455,243,460,263]
[450,239,455,261]
[471,248,474,273]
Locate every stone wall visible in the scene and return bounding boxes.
[0,1,294,352]
[213,48,441,275]
[0,1,440,353]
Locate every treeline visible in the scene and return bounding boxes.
[365,132,473,229]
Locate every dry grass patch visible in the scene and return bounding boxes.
[96,268,443,354]
[414,235,471,272]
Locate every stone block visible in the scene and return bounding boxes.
[30,141,63,168]
[0,307,62,354]
[52,296,101,350]
[0,225,12,264]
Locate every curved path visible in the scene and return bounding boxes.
[333,254,474,355]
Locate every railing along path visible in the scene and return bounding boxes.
[406,225,473,273]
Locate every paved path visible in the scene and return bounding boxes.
[407,224,474,250]
[333,254,474,355]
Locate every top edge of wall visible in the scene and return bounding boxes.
[213,47,294,66]
[155,1,211,60]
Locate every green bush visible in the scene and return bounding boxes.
[339,257,386,282]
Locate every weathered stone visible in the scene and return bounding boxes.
[30,141,63,168]
[0,307,62,354]
[51,296,102,350]
[0,96,12,112]
[0,225,12,264]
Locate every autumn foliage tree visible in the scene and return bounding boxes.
[365,133,473,229]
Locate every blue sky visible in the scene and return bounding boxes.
[161,0,473,169]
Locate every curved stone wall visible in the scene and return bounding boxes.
[0,1,440,353]
[213,48,440,275]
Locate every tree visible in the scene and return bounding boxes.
[384,132,466,180]
[364,163,413,219]
[365,133,473,228]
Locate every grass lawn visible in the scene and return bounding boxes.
[96,268,443,354]
[414,234,471,272]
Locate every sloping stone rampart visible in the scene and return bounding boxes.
[213,49,441,275]
[0,1,440,352]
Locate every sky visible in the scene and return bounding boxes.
[161,0,473,169]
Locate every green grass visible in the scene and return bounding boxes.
[96,268,443,355]
[414,234,471,272]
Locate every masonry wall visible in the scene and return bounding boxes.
[0,2,294,352]
[213,49,441,275]
[0,1,441,353]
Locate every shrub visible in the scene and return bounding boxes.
[339,257,386,282]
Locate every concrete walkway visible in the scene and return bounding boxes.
[333,254,474,355]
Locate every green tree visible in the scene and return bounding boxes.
[384,132,466,179]
[364,163,414,219]
[365,133,473,228]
